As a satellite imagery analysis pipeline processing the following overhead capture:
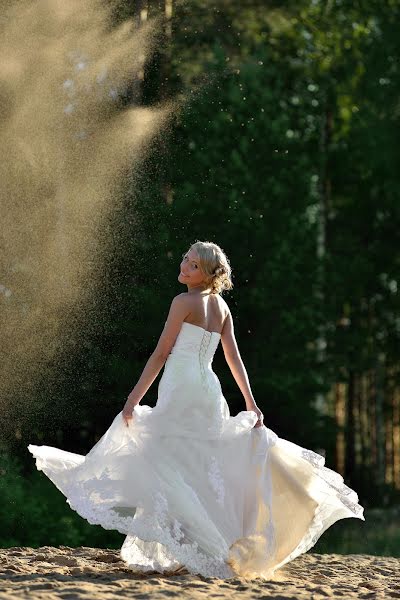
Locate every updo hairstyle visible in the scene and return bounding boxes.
[184,240,233,295]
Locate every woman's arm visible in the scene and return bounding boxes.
[221,310,264,427]
[224,353,257,410]
[123,294,190,412]
[124,352,167,410]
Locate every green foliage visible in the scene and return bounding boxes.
[0,450,123,548]
[313,507,400,557]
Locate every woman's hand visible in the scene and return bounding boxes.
[247,403,264,428]
[122,402,135,427]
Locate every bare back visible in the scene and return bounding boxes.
[183,293,227,333]
[183,293,240,360]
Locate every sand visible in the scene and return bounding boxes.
[0,546,398,599]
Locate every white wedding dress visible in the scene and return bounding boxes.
[28,321,365,579]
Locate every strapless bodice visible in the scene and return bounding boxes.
[168,321,221,365]
[156,321,226,435]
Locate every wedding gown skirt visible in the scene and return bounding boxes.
[28,321,365,579]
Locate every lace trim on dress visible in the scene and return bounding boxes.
[120,533,184,573]
[300,448,365,516]
[65,482,234,579]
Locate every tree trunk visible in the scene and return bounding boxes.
[335,381,346,474]
[313,105,332,417]
[374,354,386,493]
[345,371,356,481]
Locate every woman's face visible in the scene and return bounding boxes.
[178,249,206,286]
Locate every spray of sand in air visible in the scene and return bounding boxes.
[0,0,174,435]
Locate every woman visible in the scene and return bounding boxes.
[28,240,365,579]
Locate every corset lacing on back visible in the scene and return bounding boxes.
[199,329,213,390]
[165,322,225,436]
[168,322,220,364]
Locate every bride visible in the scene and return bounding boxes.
[28,240,365,579]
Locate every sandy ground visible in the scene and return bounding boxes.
[0,546,398,599]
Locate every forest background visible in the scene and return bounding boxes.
[1,0,399,556]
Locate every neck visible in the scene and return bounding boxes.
[186,285,212,295]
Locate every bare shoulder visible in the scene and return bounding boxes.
[178,291,196,301]
[152,293,190,359]
[178,291,205,311]
[174,291,193,311]
[168,292,193,317]
[218,295,230,319]
[216,295,231,328]
[173,291,190,303]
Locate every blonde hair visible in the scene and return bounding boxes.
[183,240,234,295]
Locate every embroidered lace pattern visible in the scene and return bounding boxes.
[65,482,233,579]
[208,456,225,507]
